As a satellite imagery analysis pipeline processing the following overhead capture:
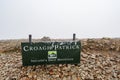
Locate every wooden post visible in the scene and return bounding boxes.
[73,33,76,40]
[29,34,32,44]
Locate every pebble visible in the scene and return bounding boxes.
[81,53,88,58]
[91,54,96,59]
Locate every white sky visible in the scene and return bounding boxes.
[0,0,120,39]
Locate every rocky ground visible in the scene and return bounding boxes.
[0,38,120,80]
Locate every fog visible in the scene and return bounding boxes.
[0,0,120,39]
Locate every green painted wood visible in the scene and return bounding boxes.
[21,41,81,66]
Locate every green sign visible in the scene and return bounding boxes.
[21,41,81,66]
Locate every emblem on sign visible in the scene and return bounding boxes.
[48,51,57,61]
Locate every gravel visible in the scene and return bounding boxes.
[0,38,120,80]
[0,51,119,80]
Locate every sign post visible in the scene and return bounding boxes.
[73,33,76,40]
[29,34,32,44]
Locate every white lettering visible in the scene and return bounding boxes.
[29,46,33,51]
[23,46,29,51]
[34,46,38,51]
[23,42,80,52]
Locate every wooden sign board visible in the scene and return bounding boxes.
[21,41,81,66]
